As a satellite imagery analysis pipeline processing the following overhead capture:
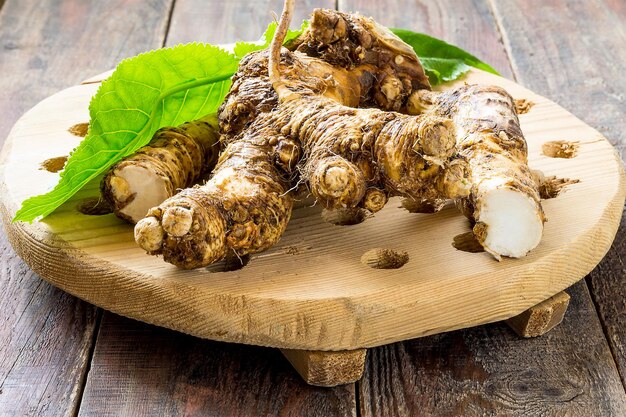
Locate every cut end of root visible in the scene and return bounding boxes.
[311,156,366,208]
[107,165,170,223]
[418,116,456,157]
[362,188,387,213]
[135,216,165,253]
[476,188,543,259]
[162,206,194,237]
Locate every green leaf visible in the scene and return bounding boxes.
[13,43,239,222]
[233,20,310,58]
[391,29,499,85]
[420,58,472,85]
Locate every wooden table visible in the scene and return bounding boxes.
[0,0,624,415]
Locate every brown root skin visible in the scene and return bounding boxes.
[292,8,431,111]
[102,115,220,223]
[224,48,469,205]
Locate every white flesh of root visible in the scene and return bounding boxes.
[112,165,169,223]
[476,188,543,259]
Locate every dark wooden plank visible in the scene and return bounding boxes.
[78,314,356,417]
[0,0,175,146]
[0,0,175,415]
[338,0,514,79]
[359,281,626,416]
[587,210,626,385]
[0,233,99,416]
[79,1,356,415]
[488,0,626,387]
[166,0,335,45]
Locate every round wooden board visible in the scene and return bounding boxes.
[1,69,624,351]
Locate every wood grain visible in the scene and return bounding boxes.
[77,313,356,417]
[166,0,334,45]
[78,1,358,413]
[0,0,176,415]
[339,0,514,79]
[359,280,626,417]
[0,231,99,416]
[0,0,175,146]
[1,69,623,352]
[506,291,570,337]
[588,210,626,385]
[0,1,624,414]
[488,0,626,387]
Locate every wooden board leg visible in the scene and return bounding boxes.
[280,348,367,387]
[506,291,570,337]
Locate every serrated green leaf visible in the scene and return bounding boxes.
[13,43,239,222]
[421,57,472,85]
[391,29,499,85]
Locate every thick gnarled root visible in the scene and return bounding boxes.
[102,115,220,223]
[134,138,293,269]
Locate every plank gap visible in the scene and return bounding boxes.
[71,309,104,417]
[161,0,179,47]
[355,379,362,417]
[585,275,626,389]
[484,0,517,81]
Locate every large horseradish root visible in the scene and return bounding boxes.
[416,86,545,259]
[102,115,220,223]
[134,1,544,268]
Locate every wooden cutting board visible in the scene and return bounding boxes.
[1,69,624,352]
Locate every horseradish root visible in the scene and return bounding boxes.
[102,115,220,223]
[135,137,293,269]
[423,85,545,259]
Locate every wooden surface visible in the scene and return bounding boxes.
[0,0,625,415]
[2,68,624,352]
